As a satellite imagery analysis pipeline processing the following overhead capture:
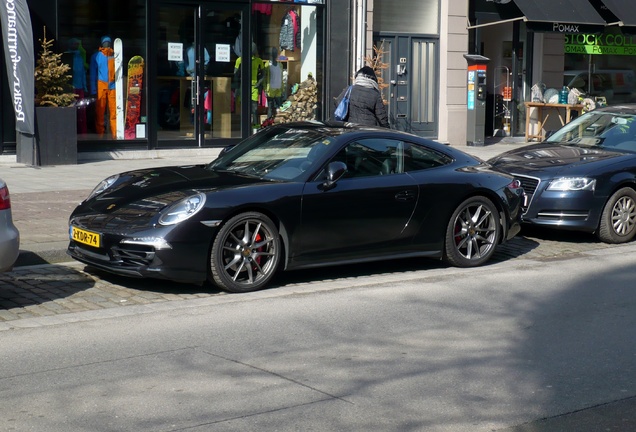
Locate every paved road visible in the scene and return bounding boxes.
[2,241,635,431]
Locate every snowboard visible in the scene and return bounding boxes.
[114,38,124,140]
[124,55,145,139]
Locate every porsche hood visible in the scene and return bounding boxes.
[73,165,267,219]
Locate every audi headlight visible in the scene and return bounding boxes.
[547,177,596,191]
[87,174,120,199]
[158,193,206,226]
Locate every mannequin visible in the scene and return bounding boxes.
[264,47,283,119]
[67,38,88,134]
[90,36,117,138]
[234,42,264,127]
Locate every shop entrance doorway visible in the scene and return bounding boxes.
[155,2,248,146]
[374,35,438,138]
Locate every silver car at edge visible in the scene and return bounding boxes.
[0,178,19,272]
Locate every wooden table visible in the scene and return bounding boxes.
[524,102,585,141]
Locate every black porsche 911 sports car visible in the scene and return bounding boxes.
[68,122,523,292]
[489,105,636,244]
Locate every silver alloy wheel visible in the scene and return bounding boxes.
[453,203,497,259]
[598,187,636,244]
[610,195,636,236]
[210,212,280,292]
[444,196,499,267]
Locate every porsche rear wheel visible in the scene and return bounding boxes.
[444,196,499,267]
[598,187,636,244]
[210,212,281,293]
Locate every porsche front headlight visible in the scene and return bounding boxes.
[547,177,596,191]
[87,174,120,200]
[158,193,206,225]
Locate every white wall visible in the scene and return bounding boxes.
[300,5,318,80]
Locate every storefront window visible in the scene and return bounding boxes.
[250,2,324,130]
[155,1,323,145]
[58,0,146,142]
[55,0,322,146]
[564,29,636,106]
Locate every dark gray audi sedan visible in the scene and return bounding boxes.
[489,105,636,243]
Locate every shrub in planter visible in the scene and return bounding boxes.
[32,27,77,165]
[35,27,76,108]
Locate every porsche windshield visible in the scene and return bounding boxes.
[545,110,636,152]
[208,127,337,180]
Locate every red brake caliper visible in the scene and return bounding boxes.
[253,233,263,268]
[454,220,462,245]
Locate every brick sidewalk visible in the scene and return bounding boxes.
[0,262,221,324]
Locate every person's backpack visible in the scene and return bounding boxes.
[334,86,352,121]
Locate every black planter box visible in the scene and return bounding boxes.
[34,106,78,165]
[35,107,77,165]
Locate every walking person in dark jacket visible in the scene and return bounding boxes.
[334,66,389,128]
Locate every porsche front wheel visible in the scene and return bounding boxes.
[210,212,281,293]
[444,196,499,267]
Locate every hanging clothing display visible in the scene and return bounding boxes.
[279,9,299,51]
[252,3,272,15]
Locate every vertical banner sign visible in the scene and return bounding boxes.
[0,0,35,135]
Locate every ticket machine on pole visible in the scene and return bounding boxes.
[464,54,490,146]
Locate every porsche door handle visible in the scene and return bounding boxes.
[395,191,416,201]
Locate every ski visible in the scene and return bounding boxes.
[113,38,124,140]
[124,55,145,139]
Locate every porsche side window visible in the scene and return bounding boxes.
[333,139,403,178]
[403,143,452,172]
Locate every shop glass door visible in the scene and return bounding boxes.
[156,3,245,145]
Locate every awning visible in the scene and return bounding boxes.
[513,0,605,25]
[469,0,607,33]
[513,0,606,32]
[598,0,636,27]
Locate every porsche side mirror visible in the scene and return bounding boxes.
[323,161,347,190]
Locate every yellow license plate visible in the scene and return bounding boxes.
[70,226,101,248]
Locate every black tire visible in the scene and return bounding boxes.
[597,187,636,244]
[444,196,499,267]
[210,212,281,293]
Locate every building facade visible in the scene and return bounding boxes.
[470,0,636,139]
[353,0,470,146]
[8,0,632,157]
[1,0,353,155]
